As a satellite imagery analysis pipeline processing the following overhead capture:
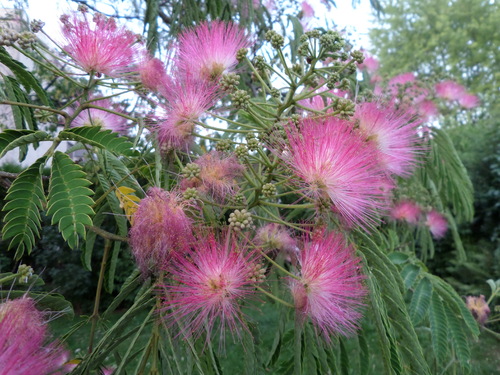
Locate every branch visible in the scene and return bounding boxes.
[85,225,129,243]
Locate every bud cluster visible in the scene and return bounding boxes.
[265,30,284,49]
[228,209,253,230]
[235,145,248,159]
[215,138,232,152]
[182,163,201,179]
[262,183,277,197]
[231,89,251,109]
[220,73,240,93]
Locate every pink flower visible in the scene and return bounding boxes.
[388,72,415,88]
[0,297,68,375]
[156,76,218,151]
[281,117,390,229]
[138,53,169,93]
[435,80,466,101]
[254,223,297,254]
[177,21,251,81]
[183,151,244,201]
[358,55,379,75]
[417,100,439,120]
[465,295,490,325]
[163,233,256,341]
[390,200,421,224]
[300,1,315,19]
[290,232,366,338]
[458,93,479,109]
[353,102,420,177]
[130,187,194,275]
[60,11,139,77]
[425,210,448,239]
[71,97,129,134]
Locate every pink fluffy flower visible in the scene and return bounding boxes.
[390,200,421,224]
[130,187,194,275]
[60,11,139,77]
[466,295,490,325]
[290,232,367,338]
[0,297,68,375]
[435,80,466,101]
[156,76,218,151]
[353,102,420,177]
[458,93,479,109]
[358,55,379,75]
[163,233,256,341]
[183,151,244,201]
[388,72,415,89]
[281,117,390,229]
[425,210,448,239]
[71,98,129,134]
[138,53,169,93]
[254,223,297,254]
[177,21,251,81]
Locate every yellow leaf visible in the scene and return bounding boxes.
[115,186,141,225]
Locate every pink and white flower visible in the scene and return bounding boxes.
[130,187,194,275]
[176,21,251,82]
[290,232,367,338]
[71,97,129,134]
[390,200,421,224]
[163,233,256,341]
[353,102,420,177]
[425,210,448,239]
[281,117,390,229]
[60,11,139,77]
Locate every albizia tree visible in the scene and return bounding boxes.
[0,3,486,375]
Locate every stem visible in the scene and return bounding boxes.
[0,273,19,285]
[0,100,69,118]
[257,249,301,281]
[260,201,315,210]
[85,225,128,242]
[255,285,294,308]
[88,239,112,353]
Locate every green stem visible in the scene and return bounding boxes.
[260,201,315,210]
[257,249,301,281]
[0,273,19,285]
[255,285,294,308]
[0,100,68,118]
[88,239,112,353]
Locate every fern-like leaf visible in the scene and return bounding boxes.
[429,291,448,362]
[47,152,95,249]
[58,127,138,157]
[0,129,51,158]
[446,302,471,371]
[1,158,46,258]
[409,277,432,324]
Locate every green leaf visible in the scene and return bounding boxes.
[58,126,138,157]
[401,264,420,290]
[0,290,73,318]
[388,251,409,265]
[409,277,432,324]
[47,152,95,249]
[1,158,46,258]
[429,291,448,362]
[446,302,471,371]
[0,129,51,158]
[0,46,52,106]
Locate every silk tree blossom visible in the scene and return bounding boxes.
[163,233,257,342]
[71,98,129,134]
[435,81,479,109]
[281,117,390,229]
[254,223,297,254]
[177,21,251,82]
[425,210,448,239]
[465,295,490,325]
[390,200,421,224]
[353,102,420,177]
[290,232,367,338]
[137,53,169,93]
[182,151,244,201]
[458,93,479,109]
[130,187,194,275]
[157,76,218,151]
[0,297,68,375]
[60,11,140,77]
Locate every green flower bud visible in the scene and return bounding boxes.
[236,48,248,61]
[182,163,201,179]
[215,138,232,152]
[183,187,199,201]
[231,89,251,110]
[235,145,248,159]
[247,137,260,151]
[228,209,253,231]
[262,183,277,197]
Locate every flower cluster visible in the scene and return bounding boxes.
[0,297,68,375]
[390,201,448,238]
